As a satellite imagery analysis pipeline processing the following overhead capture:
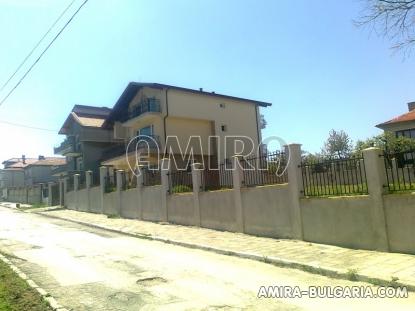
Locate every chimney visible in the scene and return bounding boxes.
[408,102,415,111]
[38,155,45,160]
[22,155,26,164]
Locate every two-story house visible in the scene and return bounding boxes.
[0,156,37,189]
[24,156,66,186]
[54,105,123,177]
[377,102,415,138]
[101,82,271,170]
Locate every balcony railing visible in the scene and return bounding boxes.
[120,98,161,123]
[51,165,68,176]
[54,136,79,155]
[101,135,161,162]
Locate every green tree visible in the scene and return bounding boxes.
[321,129,353,159]
[354,132,415,154]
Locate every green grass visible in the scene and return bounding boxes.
[387,183,415,193]
[303,184,368,197]
[171,185,192,194]
[17,203,47,211]
[0,260,51,311]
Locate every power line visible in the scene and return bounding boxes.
[0,0,90,107]
[0,120,57,132]
[0,0,77,93]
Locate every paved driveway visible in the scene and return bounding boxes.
[0,206,414,310]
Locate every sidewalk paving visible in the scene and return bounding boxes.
[17,206,415,290]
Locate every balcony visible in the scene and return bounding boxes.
[120,98,161,125]
[51,165,68,177]
[54,136,81,156]
[101,135,161,163]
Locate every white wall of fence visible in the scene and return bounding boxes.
[48,145,415,255]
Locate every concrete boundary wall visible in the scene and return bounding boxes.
[59,147,415,255]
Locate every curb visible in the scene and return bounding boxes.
[33,210,415,292]
[0,253,68,311]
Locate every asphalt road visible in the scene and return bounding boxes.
[0,206,414,311]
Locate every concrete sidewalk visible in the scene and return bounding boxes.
[18,206,415,290]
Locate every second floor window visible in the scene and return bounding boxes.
[137,125,153,137]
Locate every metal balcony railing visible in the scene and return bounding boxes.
[54,136,78,155]
[120,98,161,123]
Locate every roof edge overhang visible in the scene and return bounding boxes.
[102,82,272,128]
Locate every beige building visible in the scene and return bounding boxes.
[376,102,415,137]
[101,82,271,170]
[54,105,123,177]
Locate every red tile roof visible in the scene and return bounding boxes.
[377,109,415,127]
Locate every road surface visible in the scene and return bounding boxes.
[0,206,413,310]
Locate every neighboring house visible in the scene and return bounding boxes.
[54,105,123,177]
[376,102,415,138]
[24,156,66,186]
[101,82,271,170]
[0,156,37,188]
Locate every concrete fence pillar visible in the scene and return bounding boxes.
[137,166,144,220]
[232,155,245,233]
[85,171,92,212]
[285,143,304,240]
[99,166,108,214]
[362,147,389,251]
[47,182,53,206]
[74,174,80,211]
[63,177,68,206]
[191,163,202,226]
[59,179,64,207]
[160,158,170,222]
[86,171,92,189]
[116,170,123,216]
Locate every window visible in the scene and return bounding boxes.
[219,103,226,108]
[137,125,153,137]
[396,129,415,138]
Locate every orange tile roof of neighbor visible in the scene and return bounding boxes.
[28,157,66,167]
[377,109,415,127]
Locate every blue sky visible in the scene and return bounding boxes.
[0,0,413,163]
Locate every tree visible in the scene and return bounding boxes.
[259,114,267,130]
[356,0,415,54]
[354,132,415,154]
[321,129,354,159]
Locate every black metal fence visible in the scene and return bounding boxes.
[300,155,368,196]
[121,170,138,190]
[240,151,288,187]
[168,170,193,194]
[142,167,161,186]
[104,170,117,193]
[201,161,233,191]
[383,149,415,192]
[91,170,100,187]
[78,172,86,190]
[66,176,74,192]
